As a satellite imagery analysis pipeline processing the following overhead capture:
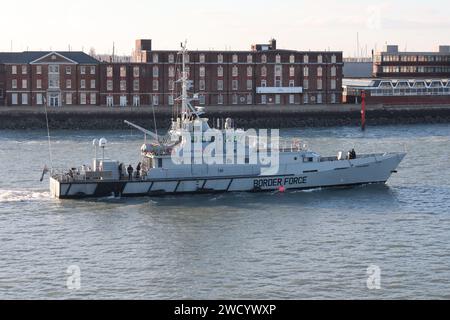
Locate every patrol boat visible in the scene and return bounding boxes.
[49,44,406,199]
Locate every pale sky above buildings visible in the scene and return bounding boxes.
[1,0,449,56]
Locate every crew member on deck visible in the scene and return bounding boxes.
[127,164,133,180]
[118,163,123,179]
[136,162,141,178]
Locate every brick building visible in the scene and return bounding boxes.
[0,39,343,107]
[0,51,100,106]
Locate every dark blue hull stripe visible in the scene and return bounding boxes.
[59,181,387,199]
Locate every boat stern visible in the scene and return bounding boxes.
[49,176,61,198]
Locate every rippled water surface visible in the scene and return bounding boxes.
[1,124,450,299]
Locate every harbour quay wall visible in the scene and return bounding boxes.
[1,104,450,130]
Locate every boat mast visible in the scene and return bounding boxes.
[180,42,188,117]
[177,41,203,120]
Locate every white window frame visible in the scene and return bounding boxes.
[22,93,28,105]
[65,93,72,105]
[90,93,96,105]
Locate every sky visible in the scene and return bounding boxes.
[1,0,449,57]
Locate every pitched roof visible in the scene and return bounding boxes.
[0,51,99,64]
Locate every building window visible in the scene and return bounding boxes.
[133,80,140,91]
[232,94,238,104]
[303,66,309,77]
[303,93,308,104]
[36,79,42,89]
[153,66,159,77]
[331,93,336,104]
[36,66,42,74]
[152,95,159,106]
[218,94,223,105]
[80,66,86,74]
[261,54,267,63]
[36,93,43,105]
[261,94,267,104]
[232,80,238,90]
[317,93,322,104]
[22,65,27,75]
[246,94,252,104]
[90,93,96,105]
[22,79,27,89]
[106,96,114,107]
[153,53,158,63]
[184,54,189,63]
[275,94,281,104]
[331,66,336,77]
[261,66,267,77]
[318,55,323,64]
[90,80,96,89]
[331,55,336,64]
[247,79,252,90]
[168,66,175,77]
[120,95,127,107]
[289,80,295,87]
[199,94,205,105]
[22,93,28,105]
[120,80,126,91]
[168,54,174,63]
[217,66,223,77]
[289,94,295,104]
[232,54,238,63]
[199,79,205,91]
[168,95,174,105]
[317,79,323,90]
[80,93,86,105]
[168,79,174,91]
[90,66,95,75]
[276,54,281,64]
[331,79,336,90]
[217,54,223,63]
[153,79,158,91]
[247,66,252,77]
[289,66,295,77]
[11,65,17,75]
[232,66,238,77]
[275,65,282,77]
[247,54,253,63]
[199,54,205,63]
[317,66,323,77]
[120,66,126,77]
[261,80,267,87]
[133,95,140,107]
[49,65,59,73]
[12,93,18,105]
[133,66,140,77]
[199,66,205,77]
[65,66,71,75]
[107,80,113,91]
[303,79,309,89]
[80,79,86,89]
[48,79,59,88]
[66,93,72,105]
[303,55,309,63]
[290,54,295,63]
[275,79,281,87]
[107,66,113,77]
[217,79,223,91]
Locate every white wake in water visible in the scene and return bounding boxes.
[0,189,51,203]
